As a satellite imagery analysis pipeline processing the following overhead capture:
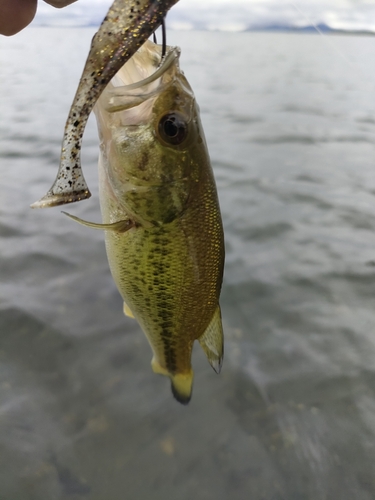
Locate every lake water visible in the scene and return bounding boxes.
[1,27,375,500]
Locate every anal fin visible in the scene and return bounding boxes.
[151,357,169,376]
[198,305,224,374]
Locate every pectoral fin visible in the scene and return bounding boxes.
[198,305,224,374]
[123,302,135,319]
[62,212,134,233]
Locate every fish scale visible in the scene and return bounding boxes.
[104,188,223,400]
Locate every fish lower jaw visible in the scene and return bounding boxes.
[151,357,193,406]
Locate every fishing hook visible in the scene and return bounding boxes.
[152,16,167,58]
[161,16,167,58]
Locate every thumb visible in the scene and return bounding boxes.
[43,0,78,7]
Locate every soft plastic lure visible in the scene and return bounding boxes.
[31,0,179,208]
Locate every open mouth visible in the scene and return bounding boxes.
[102,40,180,114]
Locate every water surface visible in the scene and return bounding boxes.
[1,28,375,499]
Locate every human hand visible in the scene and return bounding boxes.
[0,0,77,36]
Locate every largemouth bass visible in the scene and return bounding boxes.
[31,0,179,209]
[66,40,225,404]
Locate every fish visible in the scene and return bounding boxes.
[31,0,179,209]
[64,39,225,404]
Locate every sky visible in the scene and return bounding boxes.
[34,0,375,33]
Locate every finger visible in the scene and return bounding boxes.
[0,0,37,36]
[43,0,78,7]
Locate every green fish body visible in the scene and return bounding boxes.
[74,41,225,404]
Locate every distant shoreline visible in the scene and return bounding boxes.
[30,24,375,36]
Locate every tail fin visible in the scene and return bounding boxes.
[170,372,193,405]
[151,357,194,405]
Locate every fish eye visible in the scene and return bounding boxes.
[158,112,188,146]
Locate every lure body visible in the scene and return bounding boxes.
[32,0,179,208]
[92,41,225,404]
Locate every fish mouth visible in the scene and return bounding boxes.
[101,40,180,114]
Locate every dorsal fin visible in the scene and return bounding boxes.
[198,305,224,374]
